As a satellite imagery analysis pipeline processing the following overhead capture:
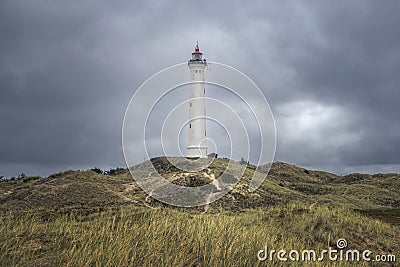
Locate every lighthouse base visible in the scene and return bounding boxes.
[186,146,208,159]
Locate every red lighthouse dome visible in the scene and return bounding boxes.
[189,42,206,64]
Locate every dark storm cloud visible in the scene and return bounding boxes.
[0,1,142,176]
[1,0,400,177]
[272,1,400,168]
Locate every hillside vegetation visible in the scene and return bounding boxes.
[0,157,399,266]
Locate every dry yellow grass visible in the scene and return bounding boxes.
[1,204,398,266]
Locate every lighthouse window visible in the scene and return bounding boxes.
[190,103,192,107]
[189,123,191,128]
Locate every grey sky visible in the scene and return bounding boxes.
[1,0,400,177]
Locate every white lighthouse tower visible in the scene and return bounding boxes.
[187,43,207,158]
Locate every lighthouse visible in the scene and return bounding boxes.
[187,43,207,158]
